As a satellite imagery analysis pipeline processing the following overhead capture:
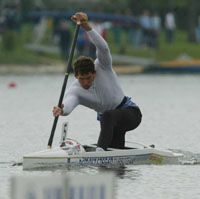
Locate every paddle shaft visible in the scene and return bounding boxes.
[48,23,80,148]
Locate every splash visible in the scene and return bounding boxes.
[169,149,200,165]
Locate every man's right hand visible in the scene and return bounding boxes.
[52,105,64,117]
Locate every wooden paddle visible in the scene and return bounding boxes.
[48,22,80,148]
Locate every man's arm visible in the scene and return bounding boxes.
[87,30,112,69]
[52,93,79,117]
[62,94,79,116]
[71,12,112,69]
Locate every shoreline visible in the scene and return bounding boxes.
[0,64,65,75]
[0,64,145,75]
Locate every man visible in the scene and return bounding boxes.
[53,12,142,151]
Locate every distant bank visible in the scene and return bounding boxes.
[1,61,200,75]
[0,63,145,75]
[146,59,200,74]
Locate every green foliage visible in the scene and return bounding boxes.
[157,30,200,61]
[133,0,188,8]
[108,28,200,62]
[0,23,58,64]
[21,0,37,11]
[2,30,17,51]
[0,23,200,66]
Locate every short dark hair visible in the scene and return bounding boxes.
[73,56,95,76]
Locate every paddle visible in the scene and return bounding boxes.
[48,22,80,148]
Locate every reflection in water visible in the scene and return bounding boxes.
[97,165,141,180]
[34,164,141,181]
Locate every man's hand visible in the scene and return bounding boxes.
[53,105,64,117]
[71,12,92,31]
[71,12,88,24]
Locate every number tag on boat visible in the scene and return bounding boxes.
[60,122,68,145]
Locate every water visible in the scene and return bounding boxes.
[1,74,200,199]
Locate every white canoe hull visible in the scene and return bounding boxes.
[23,146,183,170]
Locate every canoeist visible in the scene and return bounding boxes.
[53,12,142,151]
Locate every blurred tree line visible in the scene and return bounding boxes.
[18,0,199,42]
[1,0,199,49]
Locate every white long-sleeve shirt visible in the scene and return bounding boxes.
[63,29,125,115]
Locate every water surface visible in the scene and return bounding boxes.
[0,74,200,199]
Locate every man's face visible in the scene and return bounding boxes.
[75,72,96,89]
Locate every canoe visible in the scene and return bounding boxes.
[23,138,183,170]
[23,123,183,170]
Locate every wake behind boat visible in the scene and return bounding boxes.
[23,123,183,170]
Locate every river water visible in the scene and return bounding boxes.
[0,74,200,199]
